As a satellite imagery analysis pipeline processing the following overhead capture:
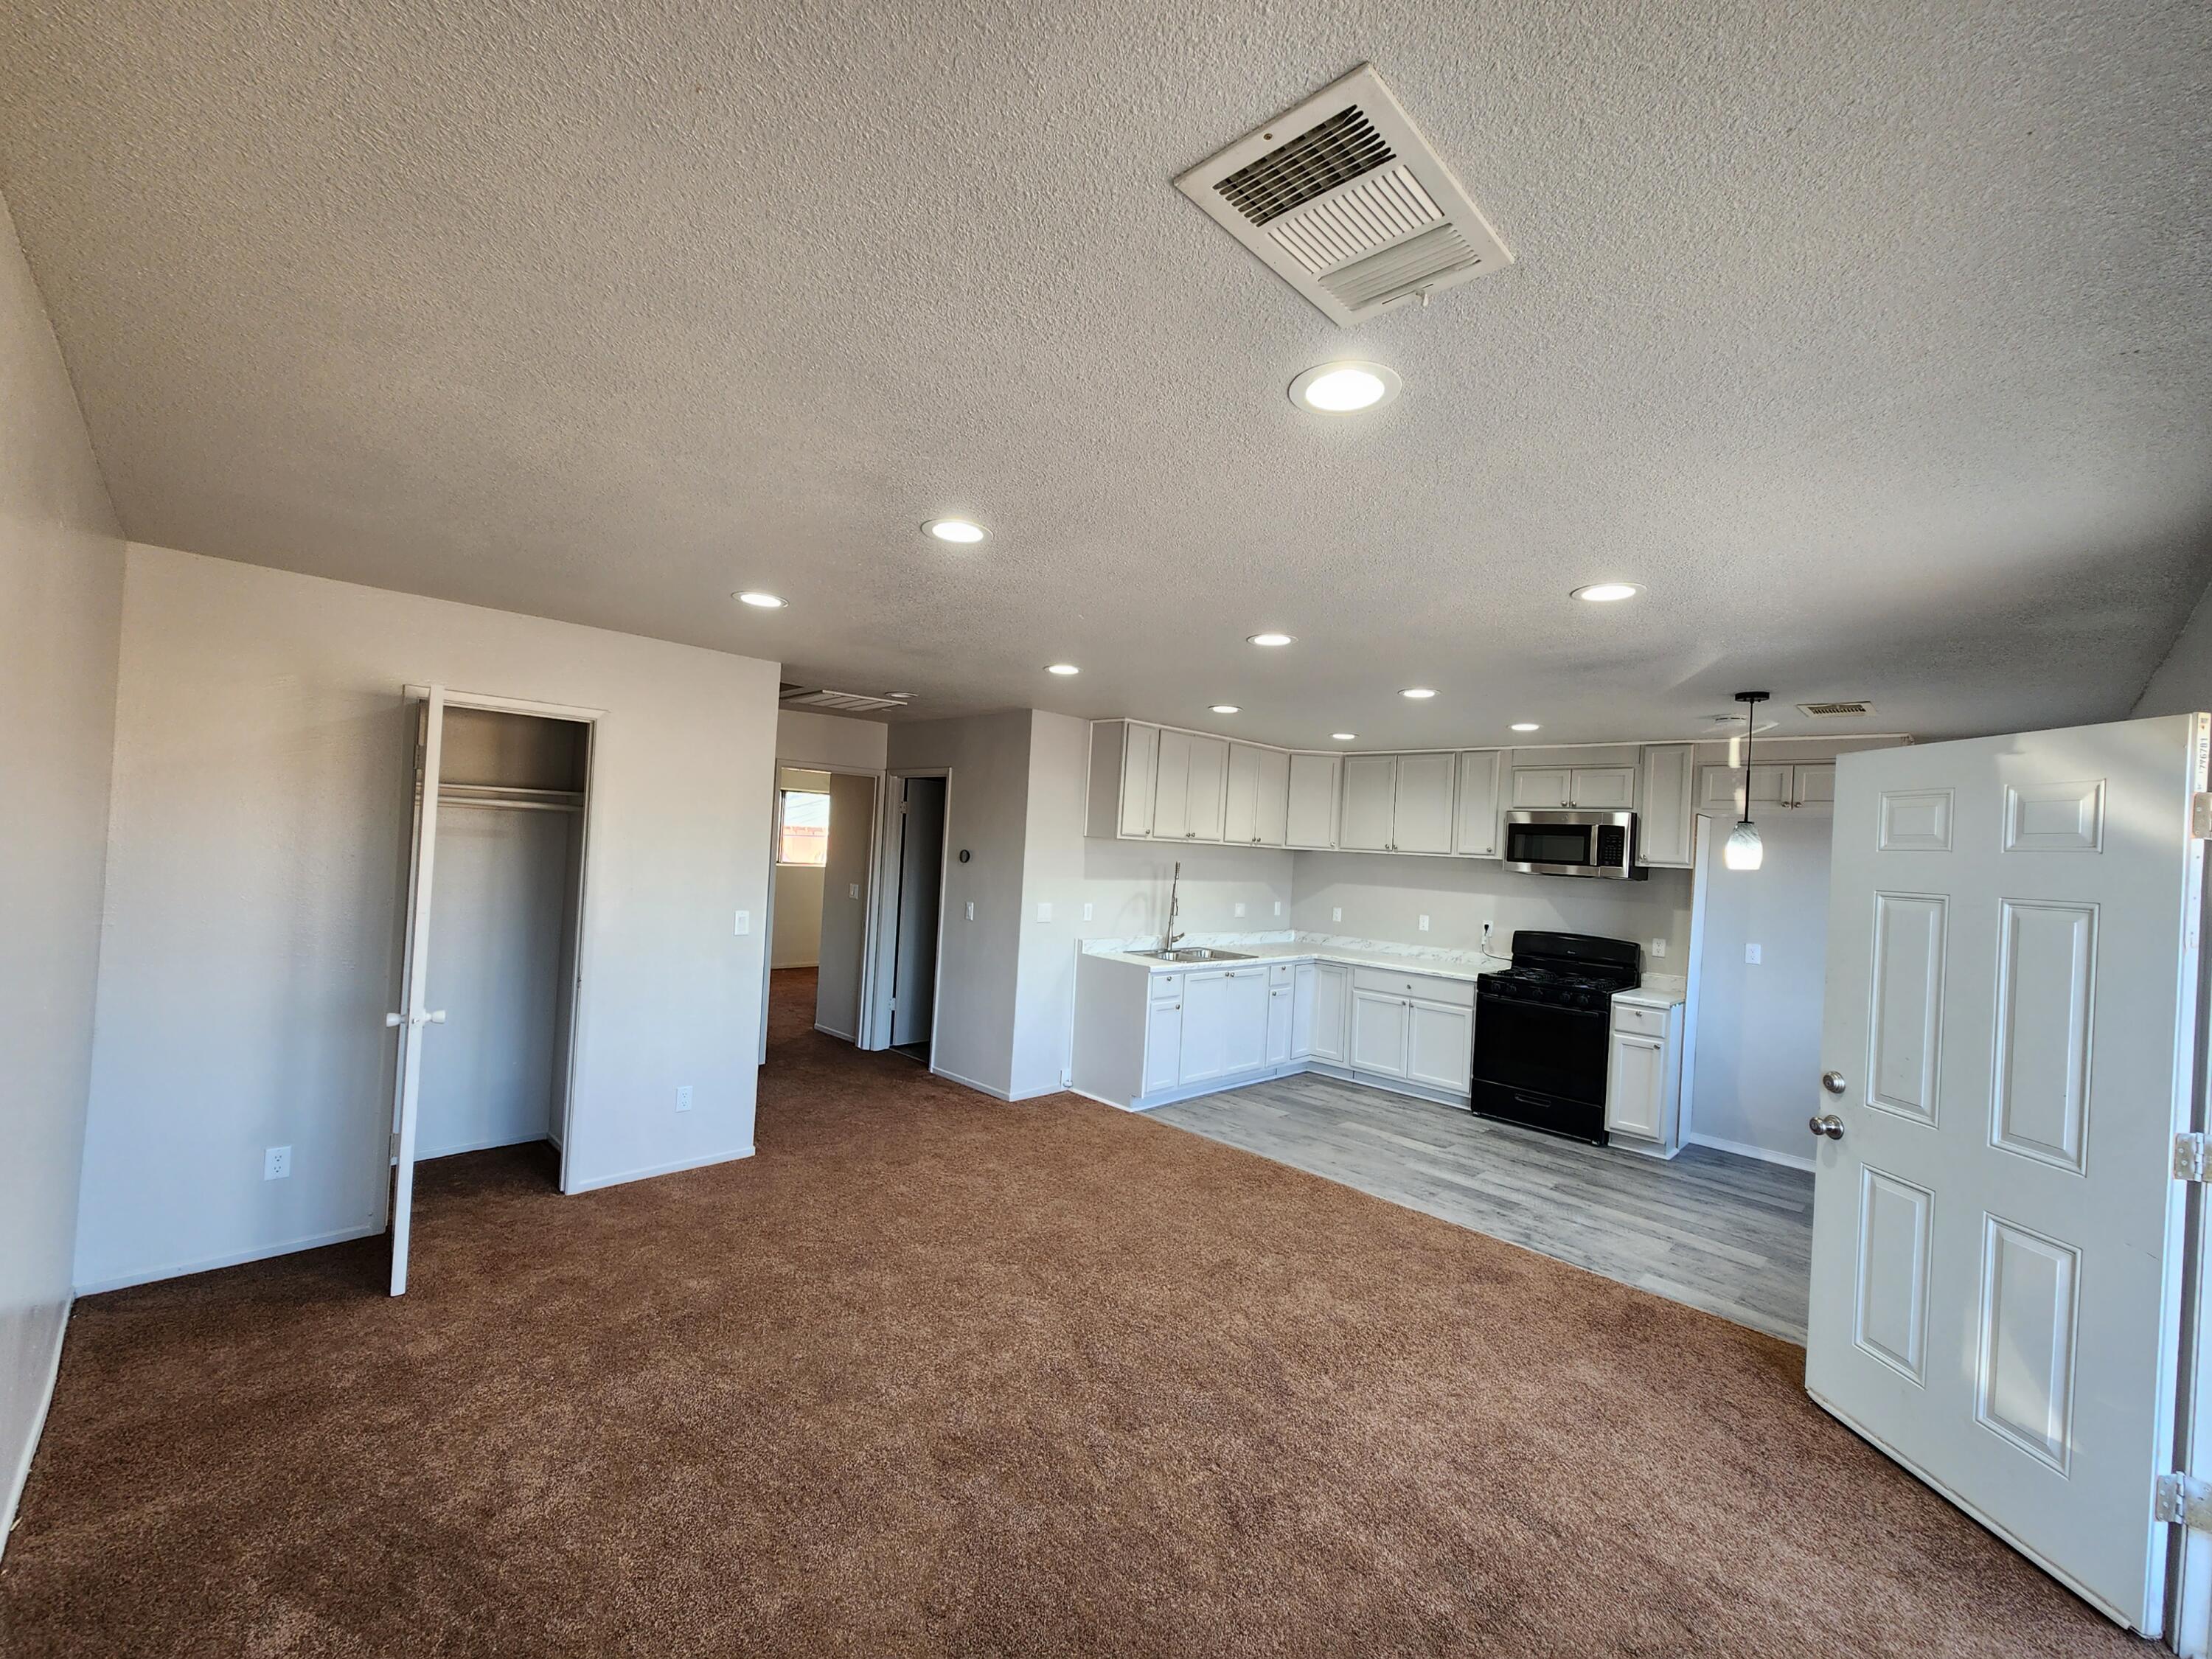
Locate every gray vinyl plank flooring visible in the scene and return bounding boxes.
[1149,1073,1814,1344]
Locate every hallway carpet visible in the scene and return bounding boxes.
[1,970,2149,1656]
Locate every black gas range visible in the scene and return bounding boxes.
[1470,931,1642,1144]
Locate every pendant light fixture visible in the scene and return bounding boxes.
[1723,691,1768,871]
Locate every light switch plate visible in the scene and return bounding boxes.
[1745,942,1762,964]
[1419,914,1430,931]
[965,901,975,921]
[1036,901,1053,922]
[849,883,860,900]
[1082,902,1094,922]
[1273,901,1282,917]
[734,909,750,935]
[1234,902,1246,917]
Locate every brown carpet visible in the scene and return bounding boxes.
[0,967,2150,1657]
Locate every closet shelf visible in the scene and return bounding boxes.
[424,783,585,813]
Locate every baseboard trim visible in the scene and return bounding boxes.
[1304,1060,1472,1112]
[74,1222,386,1297]
[564,1146,756,1194]
[813,1021,858,1043]
[928,1063,1013,1101]
[1,1297,71,1562]
[416,1130,555,1161]
[1687,1130,1815,1173]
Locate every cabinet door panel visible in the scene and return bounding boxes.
[1178,970,1233,1082]
[1252,747,1291,846]
[1291,962,1317,1057]
[1152,729,1193,839]
[1340,756,1397,850]
[1120,723,1160,838]
[1570,766,1635,810]
[1638,744,1695,867]
[1310,965,1350,1062]
[1405,1000,1473,1092]
[1393,753,1456,853]
[1144,998,1182,1093]
[1792,762,1836,813]
[1222,742,1260,844]
[1220,970,1270,1076]
[1455,750,1502,857]
[1266,984,1293,1065]
[1747,763,1790,806]
[1286,753,1340,848]
[1607,1032,1666,1138]
[1185,736,1228,842]
[1512,767,1571,809]
[1351,990,1409,1077]
[1696,765,1743,814]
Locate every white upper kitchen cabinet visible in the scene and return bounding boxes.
[1285,752,1340,848]
[1220,742,1290,846]
[1391,754,1456,853]
[1570,766,1635,809]
[1510,765,1571,809]
[1085,720,1161,840]
[1696,762,1814,817]
[1637,743,1696,867]
[1453,750,1502,857]
[1340,754,1397,850]
[1154,729,1228,841]
[1789,762,1835,813]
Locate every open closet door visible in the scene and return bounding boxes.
[386,684,448,1296]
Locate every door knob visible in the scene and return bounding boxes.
[1808,1113,1844,1141]
[1821,1070,1846,1096]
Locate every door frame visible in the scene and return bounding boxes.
[863,768,953,1060]
[401,685,602,1197]
[762,757,886,1054]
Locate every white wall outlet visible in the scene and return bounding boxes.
[1082,902,1094,922]
[1036,901,1053,922]
[734,909,751,935]
[1650,939,1667,958]
[1234,902,1246,917]
[849,883,860,900]
[676,1085,694,1112]
[965,901,975,921]
[1418,914,1430,932]
[1745,942,1762,964]
[264,1145,291,1180]
[1332,907,1343,923]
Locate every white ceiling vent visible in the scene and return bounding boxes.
[1175,64,1513,326]
[779,686,907,713]
[1798,700,1877,719]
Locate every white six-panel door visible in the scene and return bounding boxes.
[1806,714,2208,1634]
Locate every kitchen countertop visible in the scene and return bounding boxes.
[1081,933,1509,984]
[1613,975,1688,1009]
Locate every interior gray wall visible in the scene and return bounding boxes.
[1687,813,1831,1165]
[76,543,781,1291]
[0,188,125,1555]
[2133,577,2212,717]
[776,707,888,771]
[883,712,1034,1096]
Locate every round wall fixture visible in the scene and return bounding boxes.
[925,518,988,544]
[1571,582,1642,602]
[1289,361,1402,414]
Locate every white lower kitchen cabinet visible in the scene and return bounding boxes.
[1604,996,1685,1156]
[1074,952,1470,1111]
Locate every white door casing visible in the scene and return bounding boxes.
[1805,714,2208,1635]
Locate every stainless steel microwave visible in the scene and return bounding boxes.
[1501,810,1646,880]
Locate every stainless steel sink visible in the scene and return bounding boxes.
[1138,947,1254,962]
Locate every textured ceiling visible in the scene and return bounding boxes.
[2,0,2208,747]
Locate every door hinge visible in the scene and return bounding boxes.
[2176,1133,2212,1182]
[2194,792,2212,839]
[2157,1472,2212,1528]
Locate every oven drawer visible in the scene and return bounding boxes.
[1352,966,1476,1008]
[1612,1001,1669,1037]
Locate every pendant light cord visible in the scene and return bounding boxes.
[1739,696,1759,827]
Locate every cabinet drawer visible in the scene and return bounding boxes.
[1351,966,1476,1009]
[1150,972,1183,1003]
[1612,1001,1668,1036]
[1268,962,1294,987]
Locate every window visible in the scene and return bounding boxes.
[778,789,830,866]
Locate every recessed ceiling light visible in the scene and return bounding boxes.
[1289,361,1402,414]
[1511,722,1540,732]
[925,518,988,544]
[1046,663,1080,676]
[734,591,785,608]
[1400,687,1436,700]
[1248,632,1295,647]
[1211,704,1241,714]
[1332,732,1357,741]
[1571,582,1642,602]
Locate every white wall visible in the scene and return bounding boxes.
[771,866,825,967]
[76,545,782,1291]
[1290,853,1693,965]
[0,189,125,1554]
[1687,812,1832,1165]
[776,707,888,772]
[2135,578,2212,717]
[1010,712,1091,1099]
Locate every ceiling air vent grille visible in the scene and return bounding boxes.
[779,687,907,713]
[1798,700,1876,718]
[1177,63,1512,326]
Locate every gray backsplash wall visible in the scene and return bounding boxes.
[1290,851,1694,967]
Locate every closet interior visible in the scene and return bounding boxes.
[415,705,591,1185]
